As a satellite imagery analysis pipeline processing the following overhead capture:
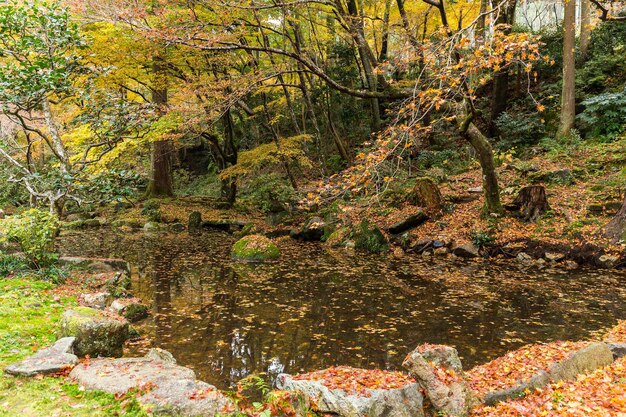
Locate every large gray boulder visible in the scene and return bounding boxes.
[70,349,234,416]
[5,337,78,377]
[403,344,476,417]
[59,307,129,357]
[276,370,423,417]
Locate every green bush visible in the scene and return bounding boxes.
[1,209,59,268]
[495,112,546,149]
[243,173,296,213]
[578,89,626,141]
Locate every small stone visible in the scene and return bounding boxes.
[607,343,626,360]
[5,337,78,377]
[123,303,149,322]
[299,217,326,241]
[79,292,111,310]
[565,260,579,269]
[598,254,620,269]
[231,235,280,262]
[143,222,160,232]
[452,243,480,258]
[545,252,565,262]
[434,247,448,256]
[188,211,202,230]
[468,186,483,193]
[516,252,533,262]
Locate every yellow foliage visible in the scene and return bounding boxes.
[221,134,313,179]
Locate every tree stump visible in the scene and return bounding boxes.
[412,177,443,214]
[604,196,626,243]
[506,185,548,222]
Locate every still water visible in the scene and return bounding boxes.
[57,229,626,389]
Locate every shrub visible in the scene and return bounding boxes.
[470,230,496,247]
[243,173,297,213]
[1,209,59,268]
[578,89,626,141]
[495,112,546,149]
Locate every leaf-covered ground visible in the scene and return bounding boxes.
[467,341,590,398]
[292,366,416,396]
[471,356,626,417]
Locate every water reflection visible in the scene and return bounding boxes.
[57,230,626,389]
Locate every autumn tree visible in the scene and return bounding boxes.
[0,0,154,213]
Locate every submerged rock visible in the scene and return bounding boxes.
[277,370,423,417]
[59,307,129,357]
[70,349,234,417]
[58,256,130,273]
[231,234,280,262]
[5,337,78,377]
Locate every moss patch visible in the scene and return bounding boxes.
[0,276,154,417]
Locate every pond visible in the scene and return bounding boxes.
[57,229,626,390]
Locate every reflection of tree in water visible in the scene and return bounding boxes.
[56,230,626,390]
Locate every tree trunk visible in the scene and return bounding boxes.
[42,98,70,174]
[489,0,517,132]
[580,0,591,57]
[604,196,626,243]
[558,0,577,139]
[463,123,503,214]
[345,0,381,130]
[146,52,174,198]
[506,185,549,222]
[146,139,174,197]
[413,177,443,214]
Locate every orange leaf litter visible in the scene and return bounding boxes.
[292,366,416,396]
[467,341,590,398]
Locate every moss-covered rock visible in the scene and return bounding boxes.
[111,219,142,229]
[231,234,280,262]
[63,219,101,230]
[58,307,129,357]
[123,303,149,322]
[352,221,389,253]
[325,227,350,247]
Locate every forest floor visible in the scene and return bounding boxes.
[94,136,626,266]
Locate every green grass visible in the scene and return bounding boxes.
[0,275,153,417]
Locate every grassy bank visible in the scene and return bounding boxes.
[0,274,152,417]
